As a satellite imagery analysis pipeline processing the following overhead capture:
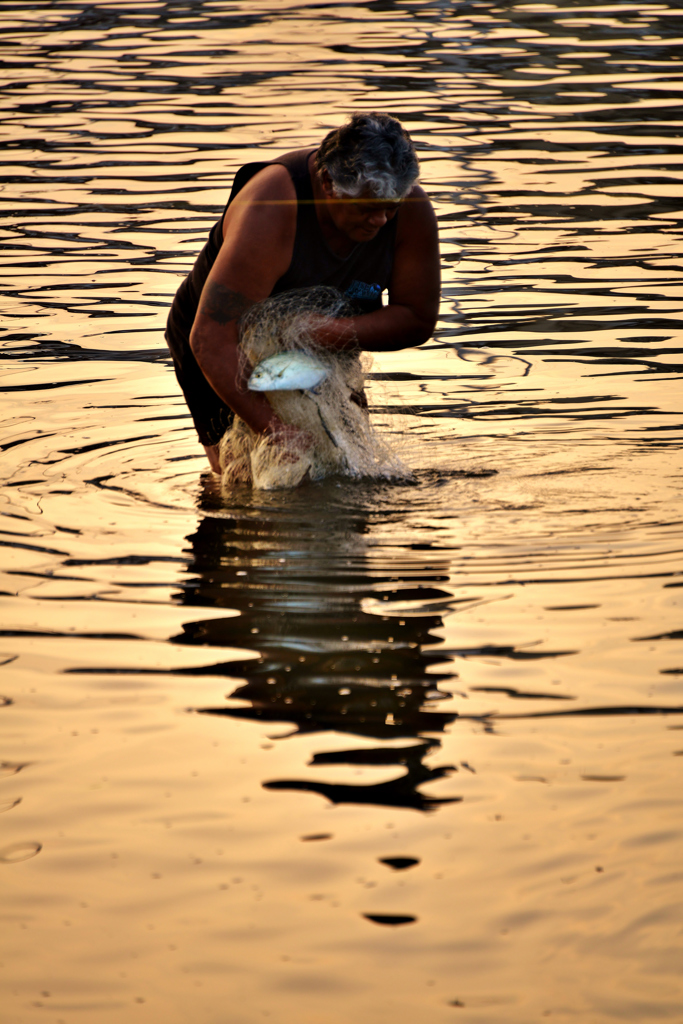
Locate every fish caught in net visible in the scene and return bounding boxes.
[218,286,412,491]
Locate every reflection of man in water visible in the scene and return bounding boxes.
[165,112,441,472]
[178,511,460,813]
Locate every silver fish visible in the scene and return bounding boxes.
[247,352,328,392]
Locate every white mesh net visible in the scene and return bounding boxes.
[218,287,412,492]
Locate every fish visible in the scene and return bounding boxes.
[247,350,342,454]
[247,351,328,392]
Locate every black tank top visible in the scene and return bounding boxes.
[165,148,398,354]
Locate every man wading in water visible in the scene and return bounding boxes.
[165,112,441,473]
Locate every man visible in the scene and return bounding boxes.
[165,112,441,473]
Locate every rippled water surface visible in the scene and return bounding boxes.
[2,1,683,1021]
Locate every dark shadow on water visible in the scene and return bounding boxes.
[180,488,464,811]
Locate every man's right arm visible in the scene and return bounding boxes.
[189,164,297,437]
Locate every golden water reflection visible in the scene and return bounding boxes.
[2,0,683,1021]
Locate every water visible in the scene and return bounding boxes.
[1,1,683,1021]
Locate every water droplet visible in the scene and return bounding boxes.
[378,857,420,871]
[0,841,41,863]
[363,913,416,926]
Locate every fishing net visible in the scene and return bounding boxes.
[218,286,412,492]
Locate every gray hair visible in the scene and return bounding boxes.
[315,112,419,200]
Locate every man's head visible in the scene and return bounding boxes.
[315,112,419,201]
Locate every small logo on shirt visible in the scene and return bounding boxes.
[345,280,382,302]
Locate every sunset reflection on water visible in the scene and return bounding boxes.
[1,1,683,1021]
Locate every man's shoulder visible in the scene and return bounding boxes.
[237,147,315,200]
[222,154,302,244]
[396,182,437,240]
[402,182,434,213]
[234,161,296,203]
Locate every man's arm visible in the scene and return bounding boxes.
[310,185,441,352]
[188,164,298,437]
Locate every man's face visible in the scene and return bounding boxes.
[322,174,402,242]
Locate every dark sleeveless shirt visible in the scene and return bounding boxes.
[164,148,401,445]
[165,148,398,356]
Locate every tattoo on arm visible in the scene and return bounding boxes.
[199,282,252,325]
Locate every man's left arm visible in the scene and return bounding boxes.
[312,185,441,352]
